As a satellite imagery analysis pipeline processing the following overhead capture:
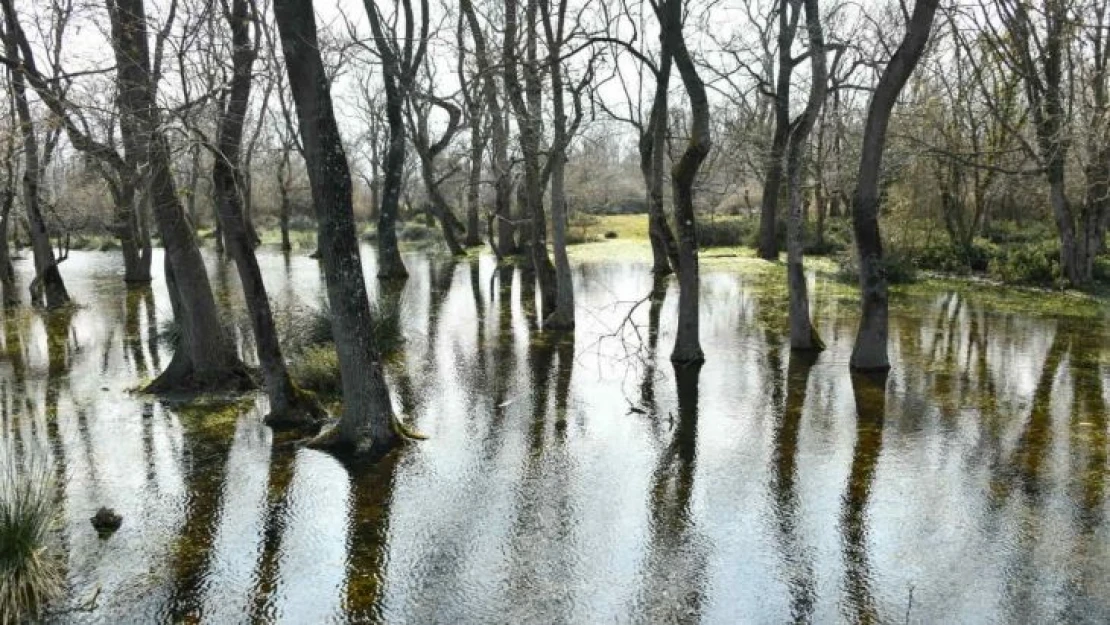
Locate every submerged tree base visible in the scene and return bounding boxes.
[544,309,575,332]
[790,325,826,352]
[143,359,256,396]
[263,387,327,430]
[670,346,706,365]
[305,414,425,458]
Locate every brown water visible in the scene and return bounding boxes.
[2,247,1108,624]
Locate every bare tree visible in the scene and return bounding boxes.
[0,83,16,306]
[539,0,593,329]
[757,0,803,260]
[211,0,322,425]
[785,0,827,351]
[654,0,709,364]
[977,0,1109,284]
[363,0,431,280]
[460,0,516,257]
[505,0,558,317]
[457,13,485,248]
[273,0,403,453]
[107,0,252,392]
[0,1,70,308]
[849,0,939,372]
[406,83,468,256]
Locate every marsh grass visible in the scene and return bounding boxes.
[0,445,63,625]
[283,297,408,396]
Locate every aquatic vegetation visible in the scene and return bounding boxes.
[290,344,342,396]
[0,446,62,625]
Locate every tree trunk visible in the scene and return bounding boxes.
[758,127,788,260]
[376,89,408,280]
[541,0,575,330]
[657,0,709,365]
[849,0,939,372]
[274,0,401,453]
[460,0,514,257]
[214,0,322,427]
[786,0,827,352]
[0,187,15,307]
[758,0,802,261]
[464,109,483,247]
[278,148,292,253]
[642,50,680,276]
[0,94,17,308]
[410,97,467,257]
[186,142,201,229]
[3,25,69,309]
[107,0,251,393]
[505,0,556,318]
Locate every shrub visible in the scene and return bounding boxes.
[400,223,435,242]
[157,317,180,348]
[984,220,1056,245]
[834,249,918,285]
[0,445,62,625]
[696,218,757,248]
[566,229,597,245]
[804,219,851,255]
[288,214,316,231]
[566,213,600,244]
[989,241,1063,286]
[911,243,970,274]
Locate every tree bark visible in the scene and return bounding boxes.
[849,0,939,372]
[409,94,467,257]
[641,50,681,276]
[786,0,827,351]
[539,0,580,330]
[107,0,251,393]
[657,0,709,364]
[376,84,409,279]
[0,180,15,308]
[277,147,292,252]
[274,0,401,453]
[0,88,17,307]
[460,36,484,249]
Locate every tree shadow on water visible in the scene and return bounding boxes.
[770,351,819,623]
[633,362,707,623]
[840,371,887,625]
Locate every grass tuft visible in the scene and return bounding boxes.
[0,444,63,625]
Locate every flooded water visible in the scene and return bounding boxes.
[2,246,1109,624]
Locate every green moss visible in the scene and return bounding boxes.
[173,395,257,439]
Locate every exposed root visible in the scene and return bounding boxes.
[392,415,428,440]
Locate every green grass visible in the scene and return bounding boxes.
[0,445,62,625]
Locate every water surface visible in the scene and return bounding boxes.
[2,247,1108,624]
